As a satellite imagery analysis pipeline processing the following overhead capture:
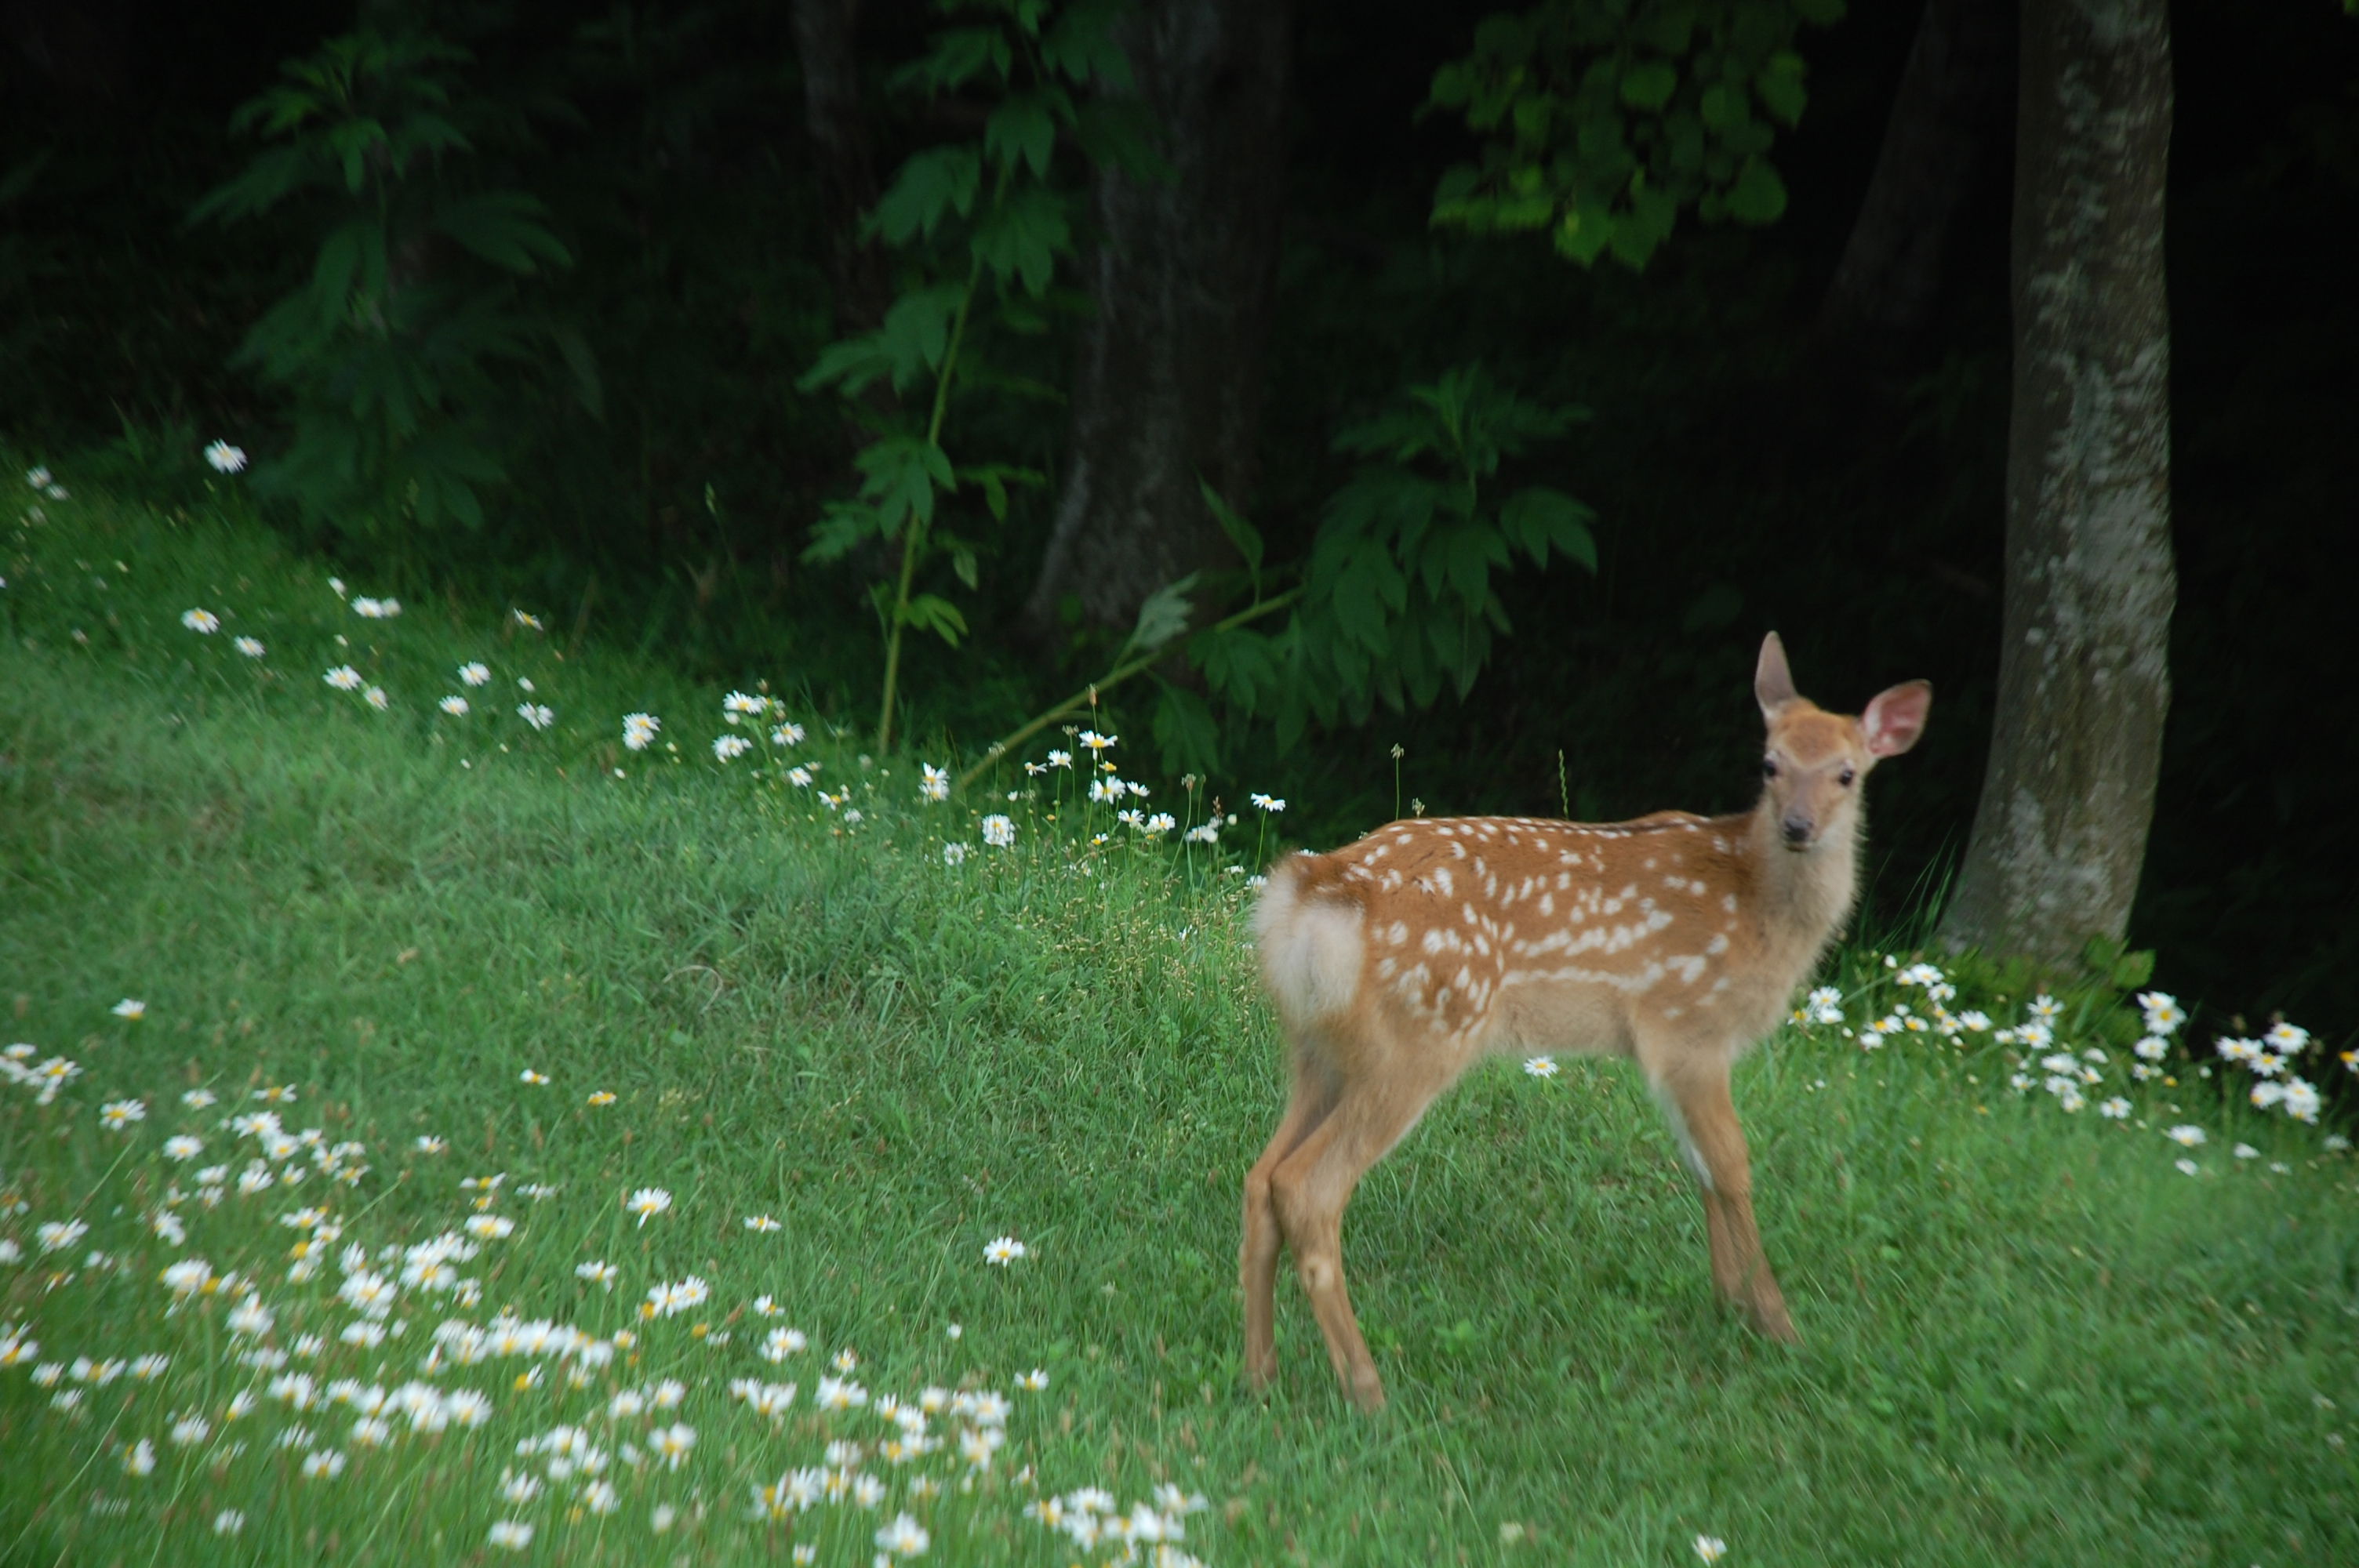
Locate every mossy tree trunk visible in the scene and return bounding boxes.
[1938,0,2176,967]
[1021,0,1295,644]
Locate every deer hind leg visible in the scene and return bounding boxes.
[1241,1048,1340,1392]
[1267,1054,1452,1412]
[1650,1054,1799,1345]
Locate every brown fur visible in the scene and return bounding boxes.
[1241,633,1931,1410]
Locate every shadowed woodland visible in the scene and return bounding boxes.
[4,0,2356,1047]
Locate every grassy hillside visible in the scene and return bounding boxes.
[2,466,2355,1566]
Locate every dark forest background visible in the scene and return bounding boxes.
[3,0,2355,1040]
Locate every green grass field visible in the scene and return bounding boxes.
[3,467,2355,1566]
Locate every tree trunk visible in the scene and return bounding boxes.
[1021,0,1295,642]
[1937,0,2175,967]
[791,0,891,340]
[1816,0,2013,371]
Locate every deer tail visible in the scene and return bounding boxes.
[1252,852,1365,1027]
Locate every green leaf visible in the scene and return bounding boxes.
[901,593,969,647]
[1724,155,1788,224]
[310,220,367,315]
[953,463,1044,522]
[899,27,1012,93]
[950,545,980,590]
[972,185,1070,296]
[1619,60,1678,111]
[1699,82,1750,134]
[1439,524,1509,612]
[1193,626,1280,713]
[985,93,1058,180]
[1121,574,1199,663]
[434,191,571,274]
[1554,205,1613,267]
[868,145,982,245]
[800,284,968,397]
[1151,681,1222,778]
[1491,485,1604,572]
[852,436,951,537]
[1199,480,1264,592]
[1757,52,1808,127]
[1330,537,1407,652]
[798,336,892,399]
[1042,0,1132,90]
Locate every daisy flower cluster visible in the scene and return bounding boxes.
[951,728,1268,873]
[2212,1016,2329,1124]
[0,1022,1223,1566]
[1791,958,2351,1174]
[711,688,811,769]
[1021,1483,1211,1559]
[1790,961,1990,1050]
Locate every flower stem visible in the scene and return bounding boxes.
[876,258,981,753]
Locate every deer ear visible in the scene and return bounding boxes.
[1863,680,1932,758]
[1755,632,1798,721]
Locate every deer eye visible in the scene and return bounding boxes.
[1761,757,1779,779]
[1838,767,1856,787]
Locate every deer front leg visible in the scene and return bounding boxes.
[1656,1061,1798,1344]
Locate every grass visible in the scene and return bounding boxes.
[2,466,2356,1567]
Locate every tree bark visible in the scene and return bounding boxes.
[1816,0,2013,370]
[1021,0,1295,642]
[791,0,891,340]
[1937,0,2175,967]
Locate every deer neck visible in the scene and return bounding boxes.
[1744,798,1864,967]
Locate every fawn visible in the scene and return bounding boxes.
[1241,633,1931,1410]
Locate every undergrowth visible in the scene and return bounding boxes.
[2,463,2354,1567]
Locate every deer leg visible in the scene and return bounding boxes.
[1241,1051,1339,1392]
[1267,1069,1442,1412]
[1654,1059,1798,1344]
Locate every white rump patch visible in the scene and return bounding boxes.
[1253,862,1364,1024]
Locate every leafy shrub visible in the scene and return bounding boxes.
[191,29,597,539]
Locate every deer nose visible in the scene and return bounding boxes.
[1780,815,1812,847]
